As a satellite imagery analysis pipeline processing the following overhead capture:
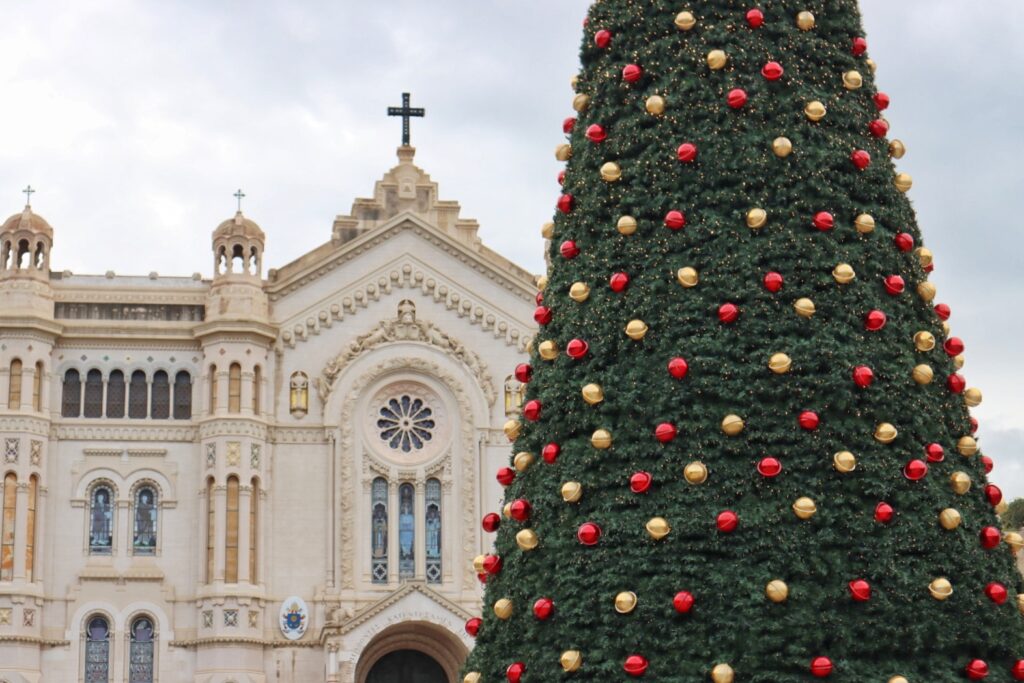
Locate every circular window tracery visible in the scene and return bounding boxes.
[377,395,436,452]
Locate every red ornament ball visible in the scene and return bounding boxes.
[673,590,695,613]
[944,337,965,356]
[813,211,835,231]
[668,357,689,379]
[566,338,590,359]
[630,471,652,494]
[610,272,630,292]
[894,232,915,252]
[465,617,482,637]
[509,498,532,522]
[971,416,979,433]
[482,513,501,533]
[557,169,566,186]
[982,455,994,474]
[496,467,515,486]
[985,484,1003,506]
[762,61,784,81]
[523,399,542,421]
[483,554,503,575]
[874,92,891,111]
[865,309,887,331]
[562,117,577,134]
[874,502,894,524]
[852,365,875,388]
[535,291,544,305]
[477,572,487,584]
[798,411,820,431]
[514,363,533,383]
[717,510,739,533]
[533,306,552,325]
[624,655,649,677]
[557,194,575,214]
[1011,660,1024,680]
[946,373,966,394]
[986,582,1009,605]
[966,660,989,681]
[903,459,928,481]
[746,8,765,28]
[763,271,784,292]
[506,662,526,683]
[934,303,951,320]
[848,579,871,602]
[851,149,871,170]
[542,442,561,464]
[852,36,868,56]
[577,522,602,546]
[718,303,740,324]
[810,657,833,678]
[868,119,889,137]
[655,422,678,443]
[925,443,945,463]
[594,29,612,48]
[727,88,748,109]
[665,210,687,230]
[533,597,554,620]
[884,275,906,296]
[585,123,607,143]
[980,526,1002,550]
[677,142,699,163]
[757,457,782,478]
[559,240,579,259]
[623,64,643,83]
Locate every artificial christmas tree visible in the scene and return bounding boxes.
[465,2,1024,681]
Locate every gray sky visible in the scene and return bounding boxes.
[2,1,1022,498]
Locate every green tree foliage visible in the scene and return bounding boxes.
[464,1,1024,682]
[1003,499,1024,533]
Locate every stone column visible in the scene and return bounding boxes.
[240,371,254,417]
[217,371,229,414]
[32,483,45,584]
[117,498,130,557]
[100,375,108,418]
[0,366,10,410]
[238,485,252,584]
[414,480,426,579]
[388,481,399,584]
[214,484,227,582]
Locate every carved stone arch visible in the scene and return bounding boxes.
[73,469,122,501]
[125,470,174,504]
[355,621,467,683]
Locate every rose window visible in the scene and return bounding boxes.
[378,395,435,452]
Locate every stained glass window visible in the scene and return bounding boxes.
[133,486,157,555]
[83,369,103,418]
[8,359,22,410]
[84,615,110,683]
[377,395,435,452]
[128,616,155,683]
[62,369,81,417]
[226,476,239,583]
[371,478,388,583]
[128,371,147,419]
[228,363,241,413]
[150,371,169,419]
[106,370,125,418]
[173,371,192,419]
[399,483,415,579]
[89,486,113,555]
[425,478,442,583]
[1,473,15,581]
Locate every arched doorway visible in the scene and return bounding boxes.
[367,650,446,683]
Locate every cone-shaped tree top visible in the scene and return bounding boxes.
[464,2,1024,682]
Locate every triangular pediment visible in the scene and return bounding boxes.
[334,582,474,636]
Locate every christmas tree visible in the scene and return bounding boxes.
[463,2,1024,682]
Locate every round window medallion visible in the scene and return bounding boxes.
[377,395,436,452]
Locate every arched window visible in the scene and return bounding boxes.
[25,475,37,581]
[1,473,15,581]
[425,479,442,583]
[371,478,388,584]
[128,371,147,419]
[228,363,241,413]
[252,366,261,415]
[225,476,239,583]
[84,615,110,683]
[150,371,169,419]
[208,364,218,414]
[133,486,158,555]
[173,371,192,419]
[398,483,415,580]
[106,370,125,418]
[205,479,215,583]
[89,485,114,555]
[8,359,22,410]
[83,370,103,418]
[250,478,258,582]
[62,369,81,417]
[129,616,155,682]
[32,361,43,412]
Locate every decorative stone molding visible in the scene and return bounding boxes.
[52,425,197,442]
[127,449,166,458]
[84,448,123,457]
[4,438,18,463]
[325,582,473,638]
[268,427,329,444]
[0,415,50,437]
[29,440,41,466]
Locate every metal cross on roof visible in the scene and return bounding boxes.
[22,185,35,207]
[234,189,245,212]
[387,93,426,147]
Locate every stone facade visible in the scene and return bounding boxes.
[0,147,536,682]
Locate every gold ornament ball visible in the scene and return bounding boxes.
[942,321,951,336]
[765,579,789,603]
[874,422,898,444]
[555,143,573,162]
[916,247,934,268]
[953,354,965,370]
[675,11,697,30]
[570,75,579,90]
[464,673,482,683]
[591,429,613,450]
[912,364,934,385]
[929,578,953,601]
[503,502,513,519]
[513,451,534,472]
[561,481,583,503]
[646,517,671,540]
[541,222,555,239]
[601,161,622,182]
[889,677,909,683]
[561,651,583,673]
[684,461,709,485]
[516,529,539,551]
[832,263,856,284]
[503,419,522,441]
[494,598,514,619]
[833,450,857,473]
[618,215,638,235]
[711,663,736,683]
[707,49,728,70]
[536,277,549,293]
[854,213,876,234]
[473,554,486,573]
[805,101,827,122]
[957,436,979,457]
[950,471,972,495]
[843,70,864,90]
[569,282,591,302]
[939,507,962,530]
[913,331,936,352]
[964,387,983,408]
[538,340,559,361]
[721,414,745,436]
[747,208,768,230]
[917,282,936,302]
[614,591,638,614]
[889,139,907,159]
[796,10,816,30]
[572,93,591,113]
[793,497,817,520]
[794,298,816,318]
[582,383,605,405]
[772,136,794,158]
[769,352,793,374]
[677,267,699,288]
[867,58,877,73]
[626,319,649,340]
[1018,594,1024,616]
[1005,531,1024,554]
[895,173,913,193]
[646,95,666,116]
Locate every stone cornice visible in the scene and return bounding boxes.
[169,636,319,649]
[51,424,198,442]
[0,634,70,647]
[193,319,278,343]
[269,427,330,444]
[0,316,63,338]
[0,415,51,436]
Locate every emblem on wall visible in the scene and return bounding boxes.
[279,596,309,641]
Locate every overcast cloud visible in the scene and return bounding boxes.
[1,1,1022,497]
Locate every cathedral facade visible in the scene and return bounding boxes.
[0,146,536,682]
